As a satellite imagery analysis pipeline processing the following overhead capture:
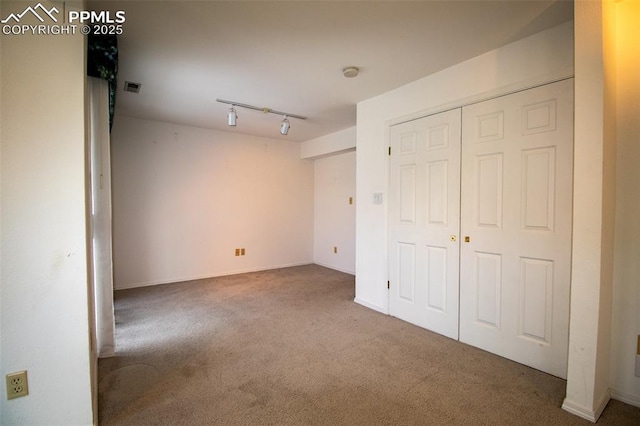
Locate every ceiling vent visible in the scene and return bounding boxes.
[124,81,141,94]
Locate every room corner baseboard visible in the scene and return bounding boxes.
[354,297,387,314]
[115,262,314,290]
[562,388,611,423]
[562,400,597,422]
[611,388,640,408]
[313,262,355,275]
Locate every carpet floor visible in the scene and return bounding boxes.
[98,264,640,425]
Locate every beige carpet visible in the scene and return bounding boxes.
[98,264,640,425]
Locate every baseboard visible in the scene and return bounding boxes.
[594,388,612,421]
[313,261,355,275]
[354,297,387,314]
[562,388,611,423]
[611,388,640,408]
[115,261,314,290]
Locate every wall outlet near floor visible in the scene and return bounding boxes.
[6,371,29,400]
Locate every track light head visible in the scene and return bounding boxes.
[280,115,290,135]
[227,106,237,127]
[216,99,306,134]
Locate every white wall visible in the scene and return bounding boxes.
[0,1,93,424]
[301,127,356,274]
[610,0,640,408]
[354,21,574,313]
[313,151,356,274]
[111,116,314,289]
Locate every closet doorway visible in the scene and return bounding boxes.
[388,79,574,378]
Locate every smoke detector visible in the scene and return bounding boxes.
[342,66,359,78]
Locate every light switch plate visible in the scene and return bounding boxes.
[372,193,383,205]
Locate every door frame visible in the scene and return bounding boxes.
[386,77,575,339]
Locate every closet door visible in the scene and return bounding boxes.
[388,108,461,340]
[459,79,574,378]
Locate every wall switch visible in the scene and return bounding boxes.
[333,246,338,254]
[241,248,245,256]
[372,193,383,205]
[235,248,240,256]
[6,371,28,400]
[349,197,353,205]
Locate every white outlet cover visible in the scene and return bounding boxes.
[372,193,383,205]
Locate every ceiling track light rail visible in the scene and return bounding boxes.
[216,98,306,134]
[216,99,307,121]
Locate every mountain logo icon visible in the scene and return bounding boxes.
[1,3,59,24]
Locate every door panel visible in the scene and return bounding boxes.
[459,79,573,378]
[389,108,461,340]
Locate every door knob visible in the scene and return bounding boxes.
[450,235,456,242]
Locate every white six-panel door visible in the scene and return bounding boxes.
[459,79,573,379]
[388,79,573,378]
[389,108,461,340]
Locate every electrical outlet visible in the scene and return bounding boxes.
[6,371,28,400]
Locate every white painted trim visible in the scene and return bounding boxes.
[611,388,640,408]
[301,126,357,159]
[354,297,387,314]
[562,388,611,423]
[387,75,574,130]
[594,389,612,422]
[562,399,597,422]
[99,350,115,359]
[313,262,355,276]
[115,262,313,290]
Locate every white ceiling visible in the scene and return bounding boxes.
[90,1,574,142]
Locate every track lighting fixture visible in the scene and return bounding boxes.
[227,105,237,126]
[216,99,306,136]
[280,116,290,135]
